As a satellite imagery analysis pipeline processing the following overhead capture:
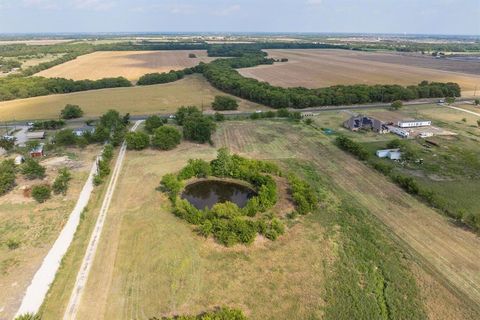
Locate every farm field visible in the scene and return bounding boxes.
[0,146,101,320]
[0,75,266,121]
[238,49,480,96]
[35,50,215,81]
[40,120,480,320]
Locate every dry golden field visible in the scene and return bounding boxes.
[35,50,215,81]
[0,75,266,121]
[0,146,101,320]
[238,49,480,96]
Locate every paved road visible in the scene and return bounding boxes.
[15,152,100,316]
[63,120,143,320]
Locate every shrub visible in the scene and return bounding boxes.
[55,129,77,146]
[0,138,15,151]
[52,168,72,195]
[14,313,41,320]
[6,238,20,250]
[390,100,403,110]
[335,135,370,160]
[287,174,318,215]
[21,158,46,180]
[212,95,239,111]
[214,112,225,122]
[0,159,16,195]
[152,126,182,150]
[175,106,202,126]
[31,184,51,203]
[60,104,84,119]
[144,115,166,133]
[178,159,211,180]
[160,174,182,200]
[125,131,150,150]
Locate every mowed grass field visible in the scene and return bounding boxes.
[35,50,215,81]
[0,75,266,121]
[238,49,480,96]
[40,120,480,320]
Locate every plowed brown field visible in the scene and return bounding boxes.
[238,49,480,97]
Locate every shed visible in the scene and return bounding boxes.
[397,120,431,128]
[30,143,44,158]
[376,148,402,160]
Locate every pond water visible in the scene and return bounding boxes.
[181,180,256,210]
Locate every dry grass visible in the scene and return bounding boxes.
[0,146,100,320]
[40,119,480,320]
[238,49,480,97]
[36,50,215,81]
[0,75,266,121]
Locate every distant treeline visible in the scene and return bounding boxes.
[201,53,460,109]
[0,76,131,101]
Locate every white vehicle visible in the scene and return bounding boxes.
[2,135,16,141]
[27,122,34,126]
[255,110,263,113]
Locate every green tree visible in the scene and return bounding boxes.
[125,131,150,150]
[175,106,202,126]
[477,119,480,127]
[60,104,83,119]
[21,159,46,180]
[52,168,72,195]
[212,95,239,111]
[31,184,51,203]
[214,112,225,122]
[390,100,403,110]
[446,97,456,104]
[183,115,216,143]
[144,115,166,133]
[151,126,182,150]
[475,99,480,106]
[55,129,77,146]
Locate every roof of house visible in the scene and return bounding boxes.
[345,115,387,131]
[398,119,431,124]
[30,143,44,153]
[73,126,95,133]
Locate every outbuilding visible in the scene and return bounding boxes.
[26,131,46,140]
[376,148,402,160]
[397,120,431,128]
[30,143,44,158]
[73,126,96,137]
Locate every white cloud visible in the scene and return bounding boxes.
[212,4,240,16]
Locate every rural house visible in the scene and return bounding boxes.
[73,126,96,137]
[344,115,389,133]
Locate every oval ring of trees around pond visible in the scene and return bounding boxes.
[159,148,319,246]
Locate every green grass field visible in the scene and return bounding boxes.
[0,75,266,121]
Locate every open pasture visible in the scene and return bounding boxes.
[40,120,480,320]
[35,50,215,81]
[0,75,265,121]
[238,49,480,96]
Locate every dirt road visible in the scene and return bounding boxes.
[62,120,142,320]
[15,155,100,316]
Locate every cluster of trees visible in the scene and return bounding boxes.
[0,58,21,73]
[175,106,216,143]
[212,95,238,111]
[0,159,16,196]
[0,76,131,102]
[32,119,65,130]
[137,68,194,85]
[94,144,114,185]
[60,104,84,119]
[126,125,182,151]
[160,148,317,246]
[335,135,370,160]
[21,158,46,180]
[202,54,461,109]
[150,307,247,320]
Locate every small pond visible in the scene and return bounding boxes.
[181,180,256,210]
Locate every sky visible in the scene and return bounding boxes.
[0,0,479,35]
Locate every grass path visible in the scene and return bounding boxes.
[62,121,142,320]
